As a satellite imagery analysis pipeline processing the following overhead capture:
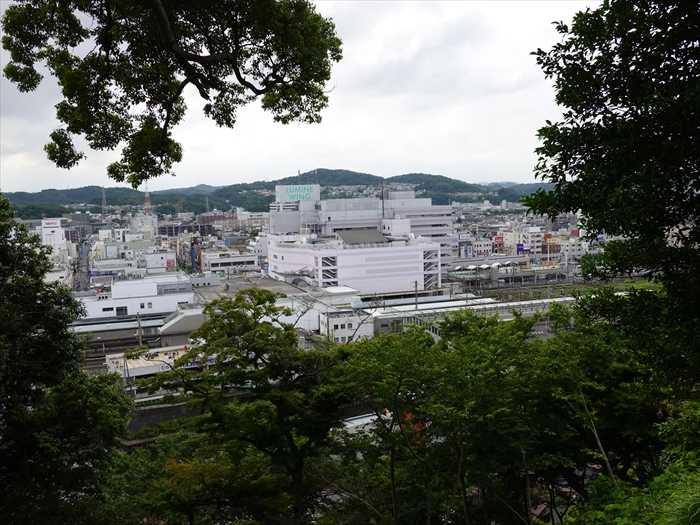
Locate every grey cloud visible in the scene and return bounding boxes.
[1,0,597,192]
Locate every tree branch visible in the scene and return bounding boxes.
[150,0,267,96]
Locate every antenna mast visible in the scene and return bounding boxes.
[143,182,152,215]
[381,179,385,219]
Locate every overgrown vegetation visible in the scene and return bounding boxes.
[0,196,131,524]
[0,0,697,523]
[93,287,699,524]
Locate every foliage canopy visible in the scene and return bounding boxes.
[0,195,131,523]
[2,0,342,186]
[525,0,700,320]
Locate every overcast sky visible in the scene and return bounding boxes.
[0,0,597,193]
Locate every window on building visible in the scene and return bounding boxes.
[340,324,346,329]
[348,323,353,329]
[341,336,346,342]
[147,302,152,309]
[102,307,114,312]
[334,337,340,342]
[140,303,145,309]
[115,306,127,316]
[333,324,339,330]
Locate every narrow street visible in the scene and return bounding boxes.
[74,241,90,291]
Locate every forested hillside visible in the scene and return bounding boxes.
[4,169,550,218]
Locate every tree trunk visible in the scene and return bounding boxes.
[425,486,432,525]
[522,447,532,525]
[390,445,399,525]
[291,462,306,522]
[578,388,617,484]
[548,484,557,525]
[457,444,471,525]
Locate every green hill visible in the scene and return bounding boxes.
[4,169,553,218]
[386,173,487,194]
[153,184,221,195]
[276,168,382,186]
[6,186,143,207]
[493,183,555,202]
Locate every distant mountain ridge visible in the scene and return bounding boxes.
[153,184,220,195]
[4,169,552,218]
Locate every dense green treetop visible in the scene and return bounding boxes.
[2,0,342,186]
[88,287,698,524]
[129,289,345,523]
[0,194,131,524]
[526,0,699,315]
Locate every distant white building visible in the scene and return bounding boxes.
[91,258,143,281]
[45,266,73,287]
[235,209,270,231]
[76,274,195,319]
[40,218,67,254]
[267,230,441,294]
[559,238,590,264]
[319,306,375,343]
[461,238,493,258]
[270,184,454,242]
[200,249,258,273]
[521,227,545,255]
[141,250,177,273]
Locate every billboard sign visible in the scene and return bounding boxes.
[41,219,61,228]
[275,184,320,203]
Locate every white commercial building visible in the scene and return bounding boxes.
[558,238,590,264]
[40,218,67,254]
[90,258,143,281]
[45,265,73,286]
[142,250,177,273]
[319,307,375,343]
[200,249,258,273]
[267,230,441,294]
[269,184,454,242]
[76,274,195,319]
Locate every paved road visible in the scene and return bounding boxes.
[74,242,90,291]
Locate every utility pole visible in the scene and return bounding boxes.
[381,180,385,219]
[136,312,143,346]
